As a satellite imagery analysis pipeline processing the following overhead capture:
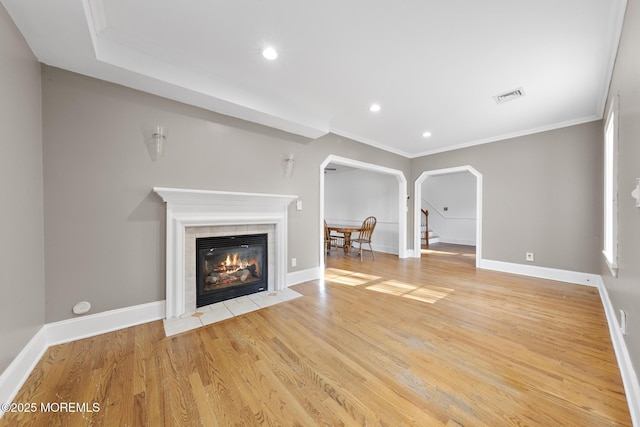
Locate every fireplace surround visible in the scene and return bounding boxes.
[153,187,297,318]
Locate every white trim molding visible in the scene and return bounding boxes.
[478,259,600,287]
[414,166,483,265]
[319,155,409,269]
[45,301,165,346]
[595,277,640,425]
[603,94,620,278]
[0,327,48,419]
[287,267,321,287]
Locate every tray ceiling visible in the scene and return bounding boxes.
[2,0,627,157]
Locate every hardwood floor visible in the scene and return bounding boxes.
[1,244,631,426]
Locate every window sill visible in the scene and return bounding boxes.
[603,251,618,278]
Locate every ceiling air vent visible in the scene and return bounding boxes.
[493,87,526,104]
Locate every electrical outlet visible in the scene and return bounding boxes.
[526,252,534,262]
[620,309,627,334]
[291,258,297,268]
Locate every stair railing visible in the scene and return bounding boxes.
[421,209,429,248]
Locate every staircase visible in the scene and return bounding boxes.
[421,209,440,248]
[420,226,440,247]
[427,229,440,246]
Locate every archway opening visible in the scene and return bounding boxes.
[413,166,482,266]
[320,155,408,268]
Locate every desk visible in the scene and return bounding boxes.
[327,225,362,256]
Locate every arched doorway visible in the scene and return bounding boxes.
[320,155,408,267]
[413,166,482,266]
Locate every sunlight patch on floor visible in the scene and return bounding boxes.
[324,268,382,287]
[330,275,370,286]
[366,280,418,295]
[402,286,453,304]
[325,267,453,304]
[421,249,461,256]
[367,280,453,304]
[324,268,355,279]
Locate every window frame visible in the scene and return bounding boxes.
[603,94,619,277]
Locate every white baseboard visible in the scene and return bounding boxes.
[46,300,165,346]
[0,301,165,419]
[0,327,48,419]
[400,249,415,258]
[478,258,600,287]
[287,267,321,287]
[370,244,398,255]
[439,237,476,246]
[595,277,640,426]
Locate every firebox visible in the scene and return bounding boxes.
[196,233,268,307]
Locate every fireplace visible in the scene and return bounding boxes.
[196,233,268,306]
[153,187,297,318]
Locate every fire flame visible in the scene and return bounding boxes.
[224,253,243,267]
[220,252,259,274]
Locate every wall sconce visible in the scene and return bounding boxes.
[283,154,295,178]
[632,178,640,207]
[145,125,167,161]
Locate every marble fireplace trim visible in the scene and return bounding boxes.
[154,187,298,318]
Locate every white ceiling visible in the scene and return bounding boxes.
[2,0,627,158]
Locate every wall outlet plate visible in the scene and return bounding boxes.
[526,252,534,262]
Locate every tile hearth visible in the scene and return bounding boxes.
[162,288,302,336]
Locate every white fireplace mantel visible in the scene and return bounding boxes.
[154,187,298,318]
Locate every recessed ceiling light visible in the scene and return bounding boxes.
[369,103,381,112]
[422,131,432,138]
[262,46,278,60]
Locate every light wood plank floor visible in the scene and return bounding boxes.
[1,244,631,426]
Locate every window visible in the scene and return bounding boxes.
[603,95,618,277]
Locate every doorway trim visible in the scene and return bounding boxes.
[320,155,408,268]
[413,165,482,266]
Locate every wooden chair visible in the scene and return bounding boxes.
[324,220,338,254]
[352,216,377,260]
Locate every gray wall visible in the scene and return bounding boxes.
[0,4,45,373]
[41,66,411,322]
[601,0,640,380]
[411,121,603,273]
